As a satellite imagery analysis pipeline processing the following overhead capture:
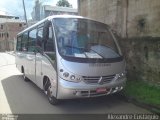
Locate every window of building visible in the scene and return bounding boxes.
[6,33,9,38]
[1,25,3,29]
[19,23,22,27]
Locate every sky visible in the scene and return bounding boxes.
[0,0,77,20]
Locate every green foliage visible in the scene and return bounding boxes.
[56,0,72,7]
[124,80,160,106]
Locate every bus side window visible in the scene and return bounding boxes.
[28,29,37,52]
[43,22,55,52]
[37,23,44,49]
[17,36,22,51]
[21,32,28,52]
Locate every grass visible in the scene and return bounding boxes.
[124,80,160,107]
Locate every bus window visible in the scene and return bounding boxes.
[21,32,28,52]
[37,24,44,48]
[17,36,22,51]
[28,29,37,52]
[43,22,55,52]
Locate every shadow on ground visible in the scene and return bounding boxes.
[1,75,150,114]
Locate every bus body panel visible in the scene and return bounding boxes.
[16,51,57,96]
[57,76,126,99]
[35,53,43,88]
[16,52,26,72]
[55,54,126,99]
[40,54,57,96]
[25,52,36,83]
[60,58,125,76]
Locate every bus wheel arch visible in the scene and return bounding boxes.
[43,76,51,91]
[43,76,59,105]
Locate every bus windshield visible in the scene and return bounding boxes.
[54,18,121,60]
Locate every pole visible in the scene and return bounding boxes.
[22,0,28,27]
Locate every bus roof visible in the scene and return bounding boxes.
[17,15,84,35]
[17,15,109,36]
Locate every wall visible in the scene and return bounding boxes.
[119,37,160,84]
[0,22,25,51]
[78,0,160,84]
[78,0,160,38]
[127,0,160,38]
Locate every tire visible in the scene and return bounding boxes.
[23,71,30,82]
[44,77,59,105]
[47,86,59,105]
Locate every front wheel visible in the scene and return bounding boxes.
[47,86,59,105]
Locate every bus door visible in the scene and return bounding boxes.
[35,21,57,90]
[35,24,44,88]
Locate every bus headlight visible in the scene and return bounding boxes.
[60,69,82,82]
[116,71,126,80]
[63,72,69,78]
[70,75,75,80]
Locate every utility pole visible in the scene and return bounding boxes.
[22,0,28,27]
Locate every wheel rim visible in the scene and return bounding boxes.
[46,77,52,101]
[47,86,53,102]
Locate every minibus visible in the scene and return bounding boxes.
[16,15,126,105]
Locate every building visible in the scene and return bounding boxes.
[32,0,78,21]
[78,0,160,38]
[0,12,26,51]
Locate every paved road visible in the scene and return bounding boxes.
[0,53,151,114]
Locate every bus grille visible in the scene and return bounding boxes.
[83,75,116,84]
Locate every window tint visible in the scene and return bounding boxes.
[21,32,28,51]
[16,36,22,51]
[44,22,54,52]
[37,25,43,48]
[28,29,37,52]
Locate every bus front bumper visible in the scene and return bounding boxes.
[56,76,126,99]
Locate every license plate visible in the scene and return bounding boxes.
[96,88,107,93]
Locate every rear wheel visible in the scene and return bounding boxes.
[22,67,29,82]
[44,77,59,105]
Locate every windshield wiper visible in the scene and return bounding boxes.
[89,49,104,58]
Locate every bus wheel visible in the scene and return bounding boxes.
[45,78,59,105]
[22,70,29,82]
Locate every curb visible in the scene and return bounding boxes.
[120,93,160,115]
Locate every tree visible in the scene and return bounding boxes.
[56,0,72,7]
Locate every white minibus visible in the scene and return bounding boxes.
[16,15,126,105]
